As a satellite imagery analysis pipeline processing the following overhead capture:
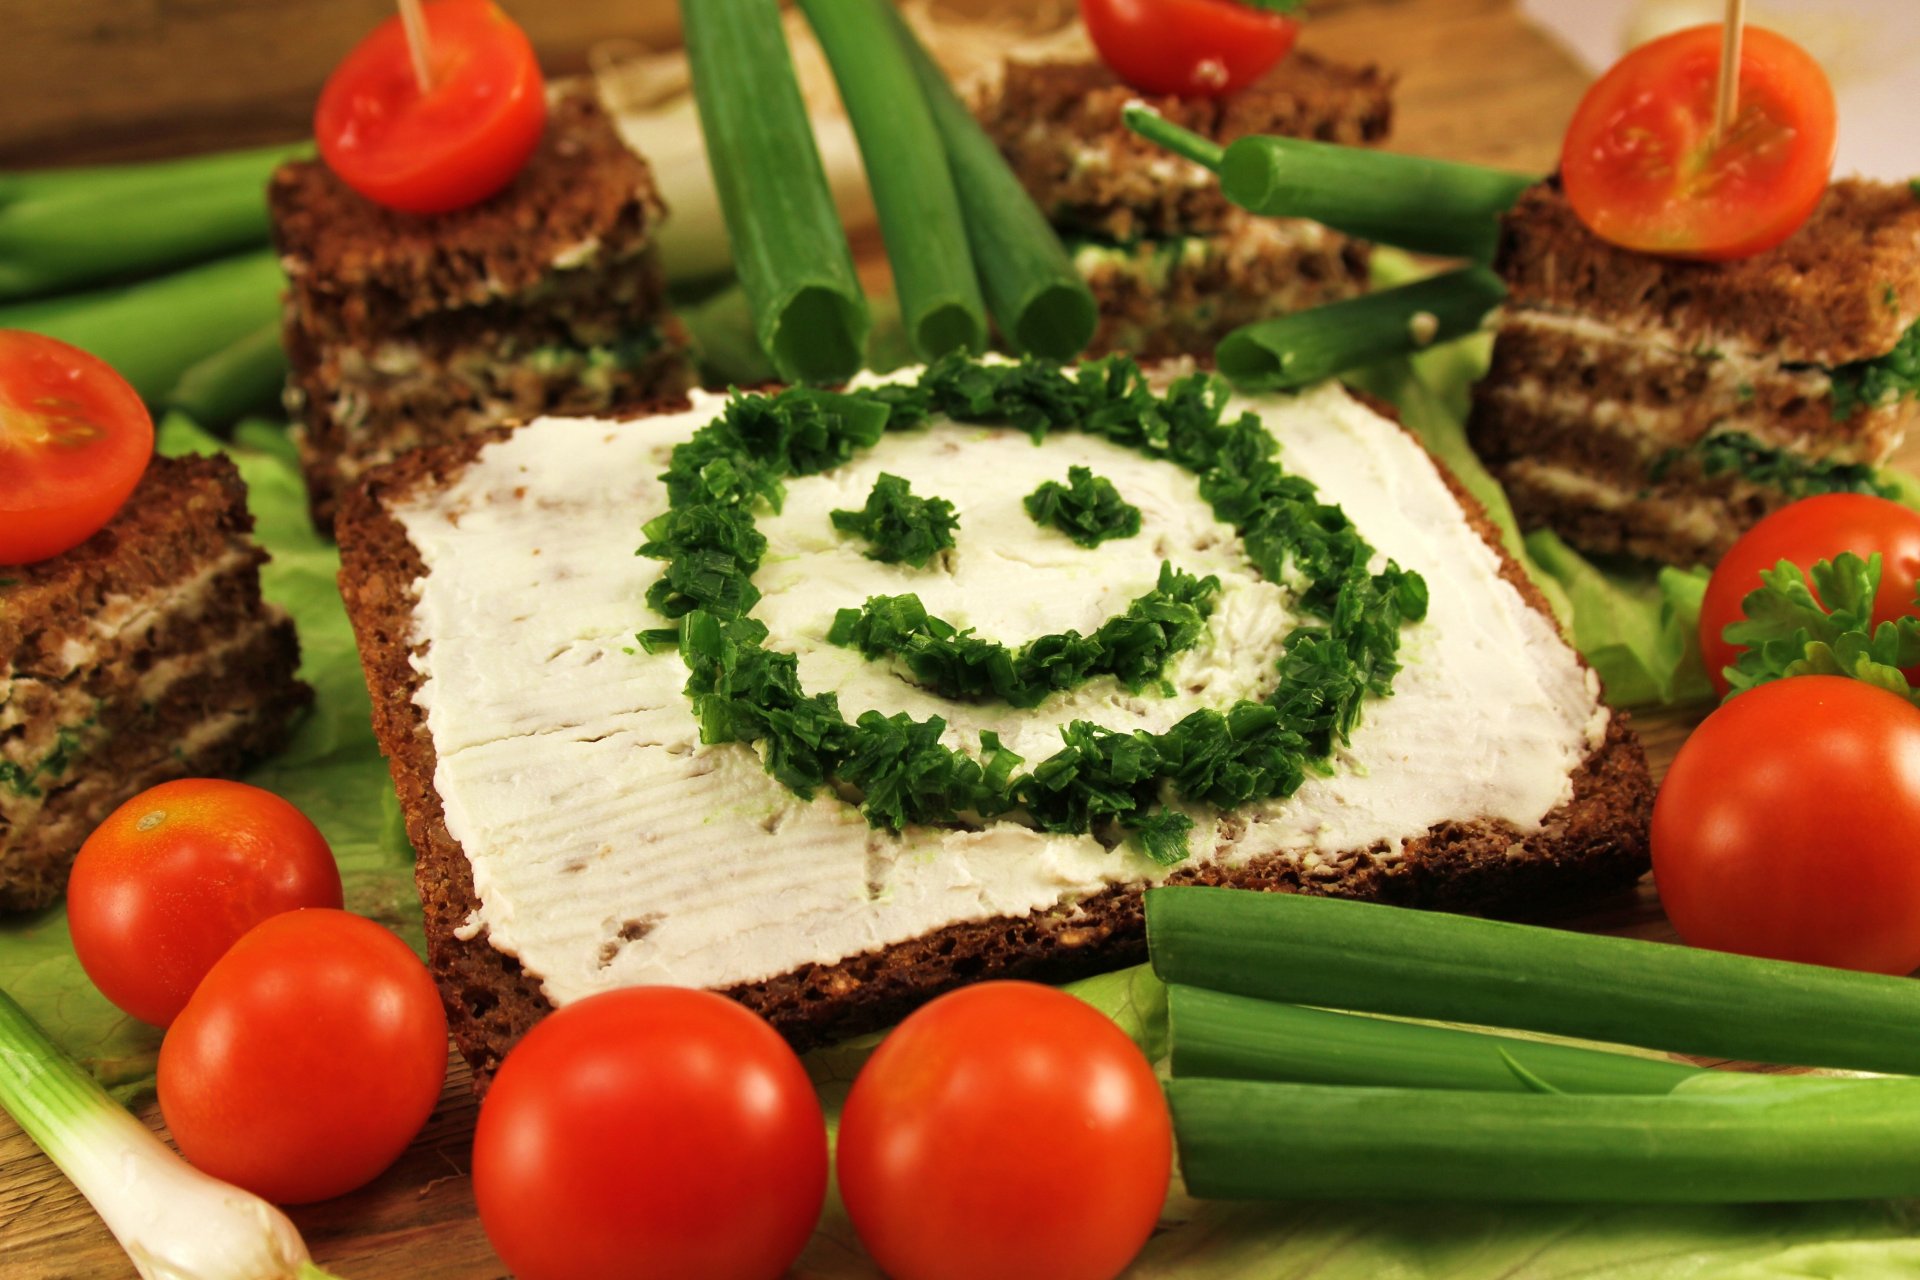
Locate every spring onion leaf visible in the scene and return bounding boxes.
[1024,466,1142,547]
[798,0,986,360]
[1722,552,1920,702]
[165,322,289,429]
[830,473,961,567]
[883,5,1097,358]
[682,0,869,383]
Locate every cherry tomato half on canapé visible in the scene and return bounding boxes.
[0,330,152,566]
[315,0,546,215]
[68,779,343,1028]
[158,909,448,1205]
[1653,675,1920,974]
[1698,494,1920,694]
[1561,24,1836,260]
[471,987,827,1280]
[836,982,1171,1280]
[1080,0,1300,98]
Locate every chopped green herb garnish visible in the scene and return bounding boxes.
[1,722,96,799]
[1132,809,1197,866]
[829,561,1218,708]
[1653,431,1896,501]
[638,355,1428,863]
[1735,382,1755,403]
[1722,552,1920,703]
[1024,466,1142,547]
[831,474,960,567]
[1230,0,1307,10]
[1885,285,1902,310]
[1830,317,1920,420]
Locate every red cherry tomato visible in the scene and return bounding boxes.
[315,0,546,215]
[0,330,152,566]
[1080,0,1299,98]
[836,982,1171,1280]
[68,779,343,1028]
[1653,675,1920,974]
[471,987,827,1280]
[158,909,447,1204]
[1561,25,1836,260]
[1699,494,1920,694]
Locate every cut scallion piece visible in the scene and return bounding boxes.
[166,322,289,429]
[1167,986,1705,1095]
[1215,266,1505,389]
[799,0,985,361]
[1124,105,1537,262]
[1147,887,1920,1075]
[683,0,869,384]
[885,5,1096,359]
[0,249,283,401]
[0,989,337,1279]
[1169,1075,1920,1203]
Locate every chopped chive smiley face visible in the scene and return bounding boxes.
[634,355,1428,866]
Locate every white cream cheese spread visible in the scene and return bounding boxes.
[396,374,1607,1006]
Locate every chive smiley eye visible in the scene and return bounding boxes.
[830,473,960,567]
[1024,466,1141,547]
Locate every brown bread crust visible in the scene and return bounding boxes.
[336,396,1652,1091]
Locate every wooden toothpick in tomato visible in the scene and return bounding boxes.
[0,330,153,567]
[315,0,546,216]
[1081,0,1301,99]
[1561,24,1835,260]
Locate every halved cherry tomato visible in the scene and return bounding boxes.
[1081,0,1299,98]
[836,982,1171,1280]
[1699,494,1920,694]
[1561,25,1836,260]
[68,779,343,1028]
[471,987,827,1280]
[1653,675,1920,974]
[158,909,448,1205]
[315,0,546,215]
[0,330,152,566]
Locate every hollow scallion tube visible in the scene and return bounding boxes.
[1170,1074,1920,1203]
[1215,266,1505,389]
[683,0,869,384]
[886,6,1095,359]
[799,0,985,360]
[1167,986,1705,1094]
[1124,105,1537,262]
[1147,886,1920,1076]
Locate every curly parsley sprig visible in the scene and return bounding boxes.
[1723,552,1920,702]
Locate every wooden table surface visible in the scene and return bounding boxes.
[0,1,1853,1276]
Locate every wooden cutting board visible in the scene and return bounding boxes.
[0,2,1832,1275]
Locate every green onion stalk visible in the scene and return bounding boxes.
[799,0,986,360]
[1147,887,1920,1076]
[0,250,284,402]
[1123,104,1538,263]
[0,989,340,1279]
[683,0,870,384]
[885,5,1096,359]
[1170,1073,1920,1203]
[167,322,290,429]
[0,143,305,302]
[1214,266,1506,389]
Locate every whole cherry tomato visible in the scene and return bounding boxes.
[1698,494,1920,694]
[158,909,448,1204]
[69,779,342,1027]
[0,329,152,566]
[315,0,546,215]
[1561,25,1836,260]
[471,987,827,1280]
[1653,675,1920,974]
[1080,0,1299,98]
[836,981,1171,1280]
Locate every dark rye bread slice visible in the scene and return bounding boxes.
[269,89,666,348]
[975,52,1393,242]
[1495,179,1920,367]
[337,393,1652,1091]
[1,456,310,910]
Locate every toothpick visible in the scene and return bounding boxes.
[397,0,434,94]
[1711,0,1747,146]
